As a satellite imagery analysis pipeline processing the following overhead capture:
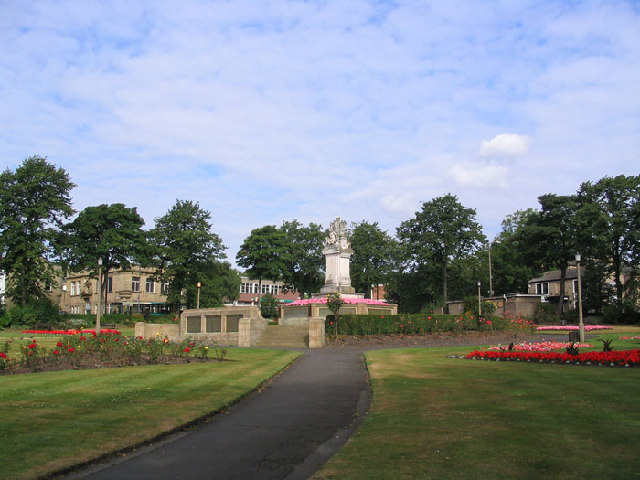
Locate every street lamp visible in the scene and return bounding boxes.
[196,281,202,309]
[477,281,482,317]
[576,253,584,342]
[96,258,102,334]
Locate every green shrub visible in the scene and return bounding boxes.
[324,313,499,336]
[6,299,60,327]
[481,300,497,317]
[260,294,279,319]
[602,301,640,325]
[534,303,557,325]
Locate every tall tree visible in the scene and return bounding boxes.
[0,156,75,306]
[236,225,290,303]
[190,261,240,308]
[62,203,148,311]
[396,194,485,309]
[348,221,398,299]
[150,200,226,307]
[577,175,640,305]
[280,220,325,296]
[519,194,578,314]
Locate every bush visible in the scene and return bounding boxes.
[324,313,499,336]
[602,301,640,325]
[534,303,558,325]
[260,294,279,319]
[6,299,60,327]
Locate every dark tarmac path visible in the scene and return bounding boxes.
[65,348,369,480]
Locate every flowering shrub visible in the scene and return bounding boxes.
[465,348,640,366]
[21,329,121,335]
[489,341,593,352]
[2,333,227,375]
[536,325,613,332]
[620,336,640,340]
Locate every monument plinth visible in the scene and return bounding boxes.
[315,217,362,298]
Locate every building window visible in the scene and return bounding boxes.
[162,282,169,295]
[240,283,249,293]
[146,277,155,293]
[107,276,113,293]
[262,283,269,294]
[272,285,279,295]
[132,276,140,292]
[70,282,76,296]
[536,282,549,295]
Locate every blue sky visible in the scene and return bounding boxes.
[1,1,639,264]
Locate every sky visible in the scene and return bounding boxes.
[1,0,639,265]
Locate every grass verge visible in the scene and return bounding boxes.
[0,348,300,480]
[315,346,640,479]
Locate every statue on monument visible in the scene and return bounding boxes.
[319,217,360,296]
[324,217,349,252]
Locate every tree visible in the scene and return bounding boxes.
[190,261,240,309]
[62,203,148,311]
[0,156,75,306]
[150,200,226,307]
[236,225,290,304]
[396,194,485,309]
[326,292,343,336]
[577,175,640,306]
[490,209,540,295]
[348,221,398,299]
[519,194,578,315]
[280,220,325,296]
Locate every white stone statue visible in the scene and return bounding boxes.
[320,217,357,295]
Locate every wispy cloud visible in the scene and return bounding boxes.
[1,0,639,260]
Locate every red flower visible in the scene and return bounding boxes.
[53,350,60,355]
[56,341,63,347]
[0,352,6,359]
[79,336,86,341]
[428,316,432,320]
[380,315,384,319]
[67,347,75,353]
[28,343,37,349]
[184,347,191,353]
[115,338,120,342]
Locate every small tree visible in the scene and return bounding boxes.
[326,293,344,336]
[260,293,279,320]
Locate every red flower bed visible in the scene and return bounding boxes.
[21,329,121,336]
[466,349,640,366]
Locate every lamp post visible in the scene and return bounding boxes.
[477,281,482,317]
[96,258,102,334]
[196,281,202,309]
[576,253,584,342]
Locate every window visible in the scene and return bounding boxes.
[262,283,269,294]
[107,276,113,293]
[252,283,259,293]
[145,277,155,293]
[272,285,279,295]
[161,282,169,295]
[536,282,549,295]
[70,282,76,296]
[241,283,250,293]
[132,276,140,292]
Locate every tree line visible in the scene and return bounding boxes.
[2,156,639,321]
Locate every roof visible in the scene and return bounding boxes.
[529,268,579,284]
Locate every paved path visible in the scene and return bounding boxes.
[66,348,369,480]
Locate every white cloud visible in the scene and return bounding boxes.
[446,164,509,189]
[479,134,532,158]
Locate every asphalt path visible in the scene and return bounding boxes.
[65,348,369,480]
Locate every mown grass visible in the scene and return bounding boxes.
[0,348,300,480]
[315,346,640,480]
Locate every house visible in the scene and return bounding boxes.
[60,266,176,315]
[236,276,301,305]
[528,266,580,310]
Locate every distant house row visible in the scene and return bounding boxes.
[0,268,301,315]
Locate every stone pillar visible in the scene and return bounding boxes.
[308,317,325,348]
[238,318,251,347]
[134,322,146,339]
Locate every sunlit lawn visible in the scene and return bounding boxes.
[315,345,640,479]
[0,348,300,480]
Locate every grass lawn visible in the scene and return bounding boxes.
[0,348,300,480]
[315,345,640,479]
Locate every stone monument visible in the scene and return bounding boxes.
[318,217,362,298]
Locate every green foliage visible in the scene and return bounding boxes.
[533,303,557,325]
[0,156,75,306]
[260,293,279,319]
[236,225,290,299]
[481,300,497,317]
[601,301,640,325]
[280,220,325,296]
[150,200,227,307]
[396,194,485,308]
[324,313,500,336]
[348,221,398,298]
[6,299,60,327]
[189,261,240,308]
